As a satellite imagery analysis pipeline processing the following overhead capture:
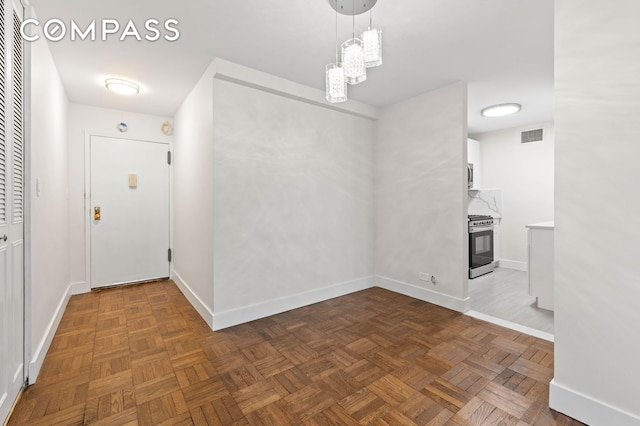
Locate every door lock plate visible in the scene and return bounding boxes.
[94,206,101,221]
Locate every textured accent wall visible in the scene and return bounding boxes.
[211,79,375,313]
[374,82,469,304]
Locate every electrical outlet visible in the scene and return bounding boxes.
[418,272,430,282]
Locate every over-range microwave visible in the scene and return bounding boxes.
[467,163,474,189]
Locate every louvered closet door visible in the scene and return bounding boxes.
[0,0,25,422]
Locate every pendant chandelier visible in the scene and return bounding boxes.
[325,0,382,103]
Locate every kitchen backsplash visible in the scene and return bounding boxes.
[468,189,502,218]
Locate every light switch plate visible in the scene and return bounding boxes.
[128,174,138,188]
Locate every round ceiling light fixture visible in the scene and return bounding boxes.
[481,103,521,117]
[105,78,140,96]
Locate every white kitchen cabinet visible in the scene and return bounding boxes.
[527,222,554,311]
[467,138,482,189]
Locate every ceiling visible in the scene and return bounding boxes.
[28,0,554,135]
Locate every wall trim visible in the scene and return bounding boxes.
[171,270,214,329]
[212,58,380,121]
[550,380,640,426]
[212,276,375,331]
[497,259,528,272]
[375,276,471,313]
[466,310,554,342]
[69,281,90,296]
[28,281,86,383]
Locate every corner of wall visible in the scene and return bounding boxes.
[172,59,216,316]
[211,276,375,331]
[171,269,214,329]
[375,276,471,313]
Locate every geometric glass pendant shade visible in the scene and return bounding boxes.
[362,28,382,67]
[324,0,382,103]
[341,37,366,84]
[326,63,347,103]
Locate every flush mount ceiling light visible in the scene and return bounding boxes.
[481,103,522,117]
[105,78,140,96]
[325,0,382,103]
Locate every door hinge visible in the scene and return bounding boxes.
[168,248,172,262]
[167,151,172,165]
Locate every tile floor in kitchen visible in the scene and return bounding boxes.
[469,267,554,334]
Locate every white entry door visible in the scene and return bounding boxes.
[90,136,170,288]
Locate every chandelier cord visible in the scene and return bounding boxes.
[335,2,339,63]
[352,0,355,39]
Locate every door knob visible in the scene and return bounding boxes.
[1,234,6,242]
[94,207,101,221]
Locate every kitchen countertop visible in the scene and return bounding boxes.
[526,221,555,230]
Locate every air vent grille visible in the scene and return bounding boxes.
[521,129,543,143]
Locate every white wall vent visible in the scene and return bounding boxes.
[521,128,543,143]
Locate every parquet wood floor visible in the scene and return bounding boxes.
[7,281,584,425]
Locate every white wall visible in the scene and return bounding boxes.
[374,81,469,311]
[171,59,378,330]
[551,1,640,424]
[475,122,554,267]
[67,104,174,287]
[211,77,375,326]
[29,36,69,379]
[172,62,216,325]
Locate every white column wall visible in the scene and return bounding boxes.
[374,81,469,311]
[551,1,640,424]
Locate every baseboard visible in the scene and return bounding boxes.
[28,281,87,383]
[465,310,554,342]
[497,259,528,272]
[69,281,90,295]
[211,276,375,331]
[549,379,640,426]
[171,270,215,329]
[375,276,471,313]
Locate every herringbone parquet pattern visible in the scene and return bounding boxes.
[8,281,583,425]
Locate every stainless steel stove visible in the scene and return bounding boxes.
[468,215,495,278]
